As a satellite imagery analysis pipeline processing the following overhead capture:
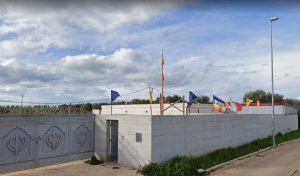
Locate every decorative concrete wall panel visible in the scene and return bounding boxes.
[0,115,94,174]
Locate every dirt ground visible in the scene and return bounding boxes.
[210,139,300,176]
[1,161,141,176]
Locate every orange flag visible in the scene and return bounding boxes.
[225,102,231,109]
[257,100,260,107]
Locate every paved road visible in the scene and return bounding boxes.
[1,161,140,176]
[210,139,300,176]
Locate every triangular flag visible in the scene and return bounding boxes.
[246,98,253,106]
[149,88,153,104]
[111,90,120,103]
[189,91,197,104]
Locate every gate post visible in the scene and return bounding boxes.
[34,108,40,167]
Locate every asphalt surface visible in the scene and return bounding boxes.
[210,139,300,176]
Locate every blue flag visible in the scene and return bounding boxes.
[189,91,197,104]
[111,90,120,103]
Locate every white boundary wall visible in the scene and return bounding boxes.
[151,114,298,163]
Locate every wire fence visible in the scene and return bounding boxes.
[0,87,179,116]
[0,104,93,116]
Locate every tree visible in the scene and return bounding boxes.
[165,95,182,103]
[196,95,210,104]
[284,99,300,110]
[130,99,150,104]
[243,89,283,103]
[84,103,93,112]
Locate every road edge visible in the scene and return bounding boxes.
[206,138,300,174]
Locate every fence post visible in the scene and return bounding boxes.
[68,103,71,116]
[183,95,185,115]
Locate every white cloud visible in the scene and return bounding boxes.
[0,46,299,103]
[0,1,180,57]
[0,48,160,102]
[0,2,300,103]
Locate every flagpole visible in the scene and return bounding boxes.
[159,93,162,115]
[183,95,185,115]
[161,49,164,115]
[149,87,153,116]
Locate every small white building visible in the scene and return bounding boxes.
[94,103,297,115]
[95,103,213,115]
[93,104,298,168]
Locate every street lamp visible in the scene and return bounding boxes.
[270,16,278,148]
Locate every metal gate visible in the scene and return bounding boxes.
[107,120,118,161]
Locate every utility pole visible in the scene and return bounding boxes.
[270,16,279,148]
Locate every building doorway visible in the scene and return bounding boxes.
[107,120,118,161]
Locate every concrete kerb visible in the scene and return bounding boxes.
[202,138,300,175]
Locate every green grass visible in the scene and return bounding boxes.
[138,130,300,176]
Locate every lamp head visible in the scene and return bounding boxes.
[270,17,279,21]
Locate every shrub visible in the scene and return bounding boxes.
[84,155,104,165]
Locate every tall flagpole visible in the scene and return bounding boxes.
[149,87,153,116]
[161,49,164,115]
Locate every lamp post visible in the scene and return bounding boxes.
[270,16,278,148]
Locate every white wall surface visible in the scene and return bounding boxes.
[94,115,152,168]
[151,114,298,164]
[237,105,297,114]
[97,104,297,115]
[94,113,298,168]
[100,104,187,115]
[94,115,107,161]
[100,104,216,115]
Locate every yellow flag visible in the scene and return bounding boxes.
[197,102,201,107]
[149,87,153,104]
[246,98,253,106]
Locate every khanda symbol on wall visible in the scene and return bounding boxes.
[6,130,26,155]
[45,126,62,151]
[74,124,89,146]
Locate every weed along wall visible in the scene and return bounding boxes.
[151,114,298,164]
[0,115,95,174]
[94,113,298,168]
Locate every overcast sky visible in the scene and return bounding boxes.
[0,0,299,104]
